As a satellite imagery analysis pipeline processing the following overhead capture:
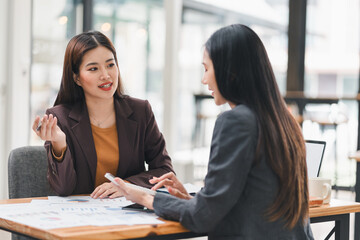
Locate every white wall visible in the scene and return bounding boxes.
[0,0,32,200]
[0,0,9,202]
[0,0,13,238]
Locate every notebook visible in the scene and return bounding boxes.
[305,140,326,178]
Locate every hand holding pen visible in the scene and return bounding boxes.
[32,114,67,155]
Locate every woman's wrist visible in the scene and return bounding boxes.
[142,194,154,210]
[51,140,66,156]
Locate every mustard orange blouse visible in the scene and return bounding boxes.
[90,124,119,188]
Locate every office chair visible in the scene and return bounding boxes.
[8,146,55,240]
[8,146,54,198]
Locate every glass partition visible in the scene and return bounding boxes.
[30,0,78,145]
[93,0,165,128]
[304,0,360,188]
[305,0,359,97]
[179,0,289,149]
[179,0,289,181]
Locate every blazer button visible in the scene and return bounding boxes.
[52,170,57,175]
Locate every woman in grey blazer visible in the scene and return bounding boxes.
[111,24,314,239]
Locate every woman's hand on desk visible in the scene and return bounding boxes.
[32,115,66,154]
[91,182,123,199]
[150,172,192,200]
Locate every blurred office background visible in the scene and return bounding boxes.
[0,0,360,238]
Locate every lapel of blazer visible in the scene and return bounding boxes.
[68,101,97,184]
[114,97,138,177]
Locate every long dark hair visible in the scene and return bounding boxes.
[54,31,124,106]
[205,24,308,229]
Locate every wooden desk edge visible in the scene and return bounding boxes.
[47,220,191,240]
[0,197,194,240]
[0,218,192,240]
[309,199,360,218]
[2,198,360,239]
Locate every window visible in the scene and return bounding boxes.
[93,0,165,128]
[178,0,290,152]
[179,0,289,181]
[305,0,359,97]
[30,0,78,145]
[304,0,360,187]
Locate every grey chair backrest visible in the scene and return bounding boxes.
[8,146,55,199]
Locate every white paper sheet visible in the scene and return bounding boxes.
[0,196,163,230]
[47,196,133,206]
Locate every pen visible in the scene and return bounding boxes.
[155,188,170,194]
[36,121,42,132]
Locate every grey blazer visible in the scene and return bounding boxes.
[153,104,314,240]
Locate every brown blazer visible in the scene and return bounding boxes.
[45,96,174,196]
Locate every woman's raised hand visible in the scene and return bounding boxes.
[32,114,66,154]
[150,172,192,200]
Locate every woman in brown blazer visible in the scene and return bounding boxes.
[32,31,174,197]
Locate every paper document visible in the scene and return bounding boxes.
[48,195,133,206]
[0,196,163,230]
